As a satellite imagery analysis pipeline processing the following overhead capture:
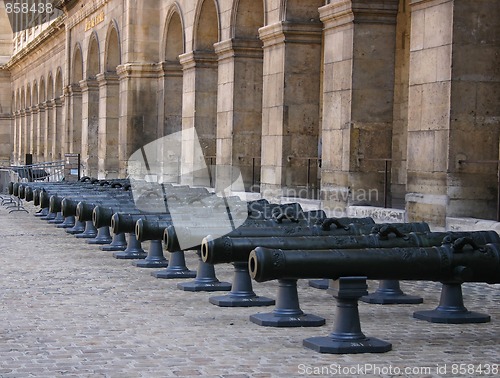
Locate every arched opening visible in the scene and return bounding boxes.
[223,0,265,191]
[87,35,100,78]
[25,84,31,162]
[157,8,185,183]
[163,10,183,136]
[234,0,264,39]
[83,35,100,176]
[100,23,121,178]
[20,87,26,161]
[45,73,54,160]
[283,0,322,22]
[259,0,323,196]
[185,0,219,186]
[54,68,64,159]
[30,81,38,156]
[195,0,218,51]
[70,45,83,157]
[105,25,120,72]
[38,77,46,161]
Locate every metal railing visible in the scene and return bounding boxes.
[0,160,65,213]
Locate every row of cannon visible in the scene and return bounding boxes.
[8,177,500,354]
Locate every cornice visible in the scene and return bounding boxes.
[6,15,66,70]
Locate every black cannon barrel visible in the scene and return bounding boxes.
[202,229,500,265]
[249,239,500,284]
[135,218,174,242]
[92,206,143,228]
[111,213,172,234]
[75,196,134,221]
[164,218,416,252]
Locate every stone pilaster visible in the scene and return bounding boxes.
[80,79,100,177]
[117,63,160,177]
[406,0,500,225]
[179,51,218,187]
[319,0,399,213]
[96,72,120,179]
[214,38,263,192]
[259,21,323,200]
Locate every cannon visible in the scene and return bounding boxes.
[201,212,366,308]
[110,213,172,260]
[198,220,428,312]
[164,216,378,252]
[249,238,500,354]
[249,239,500,283]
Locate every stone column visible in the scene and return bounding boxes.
[214,39,263,192]
[43,100,53,160]
[35,104,44,162]
[319,0,399,213]
[117,64,159,177]
[80,79,99,177]
[259,21,323,199]
[67,84,82,155]
[96,72,120,179]
[406,0,500,225]
[179,51,218,187]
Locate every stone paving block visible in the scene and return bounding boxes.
[0,202,499,377]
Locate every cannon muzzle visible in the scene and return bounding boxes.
[249,239,500,284]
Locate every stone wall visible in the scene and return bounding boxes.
[0,0,498,227]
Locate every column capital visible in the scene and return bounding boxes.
[214,38,263,61]
[258,21,323,48]
[50,97,64,107]
[179,50,218,70]
[44,100,54,109]
[319,0,399,29]
[65,83,82,95]
[116,63,160,79]
[96,72,120,86]
[79,78,99,92]
[157,60,183,78]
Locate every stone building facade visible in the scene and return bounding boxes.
[0,0,498,227]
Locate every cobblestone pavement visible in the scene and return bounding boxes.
[0,201,499,377]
